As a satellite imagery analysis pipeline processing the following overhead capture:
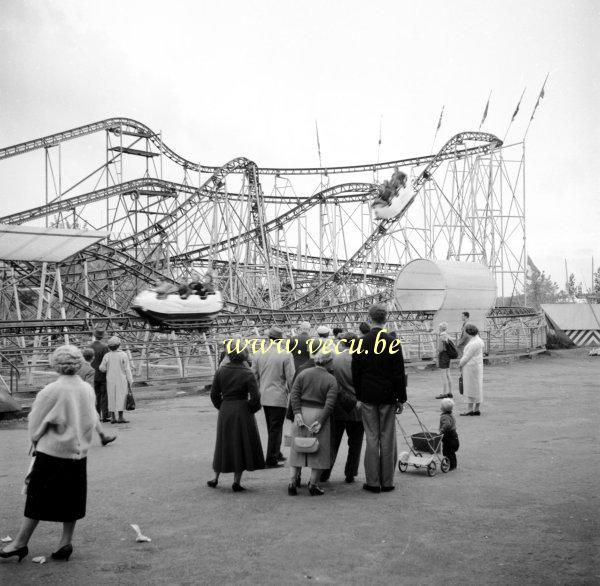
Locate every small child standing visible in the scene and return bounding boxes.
[439,398,459,470]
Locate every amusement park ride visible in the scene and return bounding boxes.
[0,118,540,368]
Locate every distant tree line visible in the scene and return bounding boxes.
[497,263,600,308]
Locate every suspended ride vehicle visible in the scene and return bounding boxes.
[132,286,224,330]
[371,167,413,220]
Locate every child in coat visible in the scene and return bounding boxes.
[440,398,459,470]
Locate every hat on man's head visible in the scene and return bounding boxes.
[298,321,311,332]
[93,329,105,339]
[316,325,330,336]
[107,336,121,347]
[268,326,284,339]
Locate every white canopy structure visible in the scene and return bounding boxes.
[393,260,497,331]
[0,224,108,263]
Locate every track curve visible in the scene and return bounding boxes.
[0,117,500,176]
[282,131,502,309]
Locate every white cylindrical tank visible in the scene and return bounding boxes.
[393,260,497,331]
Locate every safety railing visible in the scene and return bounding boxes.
[0,325,547,389]
[0,352,21,395]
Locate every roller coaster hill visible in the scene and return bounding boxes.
[0,118,545,388]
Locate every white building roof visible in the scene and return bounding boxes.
[0,224,108,262]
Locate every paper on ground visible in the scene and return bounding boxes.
[130,524,151,542]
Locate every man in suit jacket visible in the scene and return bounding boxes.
[352,305,406,493]
[253,326,295,467]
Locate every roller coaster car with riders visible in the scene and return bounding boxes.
[131,289,224,330]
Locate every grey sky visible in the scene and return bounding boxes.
[1,0,598,289]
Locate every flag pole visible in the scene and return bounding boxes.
[376,115,382,182]
[503,87,526,142]
[478,90,492,131]
[430,106,444,154]
[315,119,323,168]
[523,72,549,141]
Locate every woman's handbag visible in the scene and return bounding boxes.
[292,436,320,453]
[458,375,464,395]
[125,385,136,411]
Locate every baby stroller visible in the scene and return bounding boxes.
[397,402,450,477]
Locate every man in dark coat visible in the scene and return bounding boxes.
[320,333,364,484]
[289,321,312,370]
[90,329,110,422]
[352,305,406,493]
[456,311,470,356]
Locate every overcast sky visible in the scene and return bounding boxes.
[1,0,598,289]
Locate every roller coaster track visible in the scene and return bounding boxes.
[0,117,501,176]
[169,182,376,263]
[0,305,536,339]
[282,132,503,309]
[0,177,372,227]
[81,259,393,288]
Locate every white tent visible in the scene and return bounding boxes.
[0,224,108,262]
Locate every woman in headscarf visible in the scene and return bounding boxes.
[0,346,99,563]
[288,350,338,496]
[99,336,133,424]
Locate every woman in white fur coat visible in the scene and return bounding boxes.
[459,324,485,416]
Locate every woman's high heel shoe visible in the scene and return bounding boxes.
[51,544,73,561]
[232,483,246,492]
[0,545,28,562]
[206,479,218,488]
[308,483,325,496]
[288,482,298,496]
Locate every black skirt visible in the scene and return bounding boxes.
[213,400,265,473]
[438,351,450,369]
[25,452,87,522]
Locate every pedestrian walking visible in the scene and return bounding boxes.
[352,304,407,493]
[288,351,339,496]
[459,324,485,416]
[99,336,133,424]
[207,346,265,492]
[90,330,109,422]
[0,346,100,564]
[320,333,363,484]
[253,326,295,467]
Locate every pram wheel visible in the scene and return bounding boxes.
[427,461,437,477]
[398,461,407,473]
[440,458,450,473]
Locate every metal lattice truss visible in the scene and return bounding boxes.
[0,119,526,341]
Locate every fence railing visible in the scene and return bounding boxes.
[0,352,20,395]
[0,325,547,389]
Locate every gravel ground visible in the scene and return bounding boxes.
[0,349,598,585]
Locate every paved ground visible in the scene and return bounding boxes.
[0,349,598,585]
